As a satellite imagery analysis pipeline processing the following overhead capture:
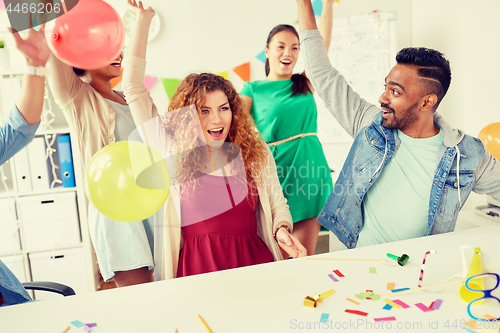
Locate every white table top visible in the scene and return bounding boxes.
[2,226,500,333]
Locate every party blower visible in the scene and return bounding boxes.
[459,247,485,303]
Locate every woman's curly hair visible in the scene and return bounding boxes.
[166,73,267,197]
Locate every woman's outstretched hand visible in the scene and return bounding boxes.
[276,227,307,258]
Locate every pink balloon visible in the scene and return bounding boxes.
[46,0,124,70]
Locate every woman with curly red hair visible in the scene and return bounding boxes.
[122,0,306,279]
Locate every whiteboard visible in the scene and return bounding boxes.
[297,11,397,144]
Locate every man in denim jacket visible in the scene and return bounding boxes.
[296,0,500,249]
[0,26,49,306]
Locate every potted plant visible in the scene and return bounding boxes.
[0,39,10,69]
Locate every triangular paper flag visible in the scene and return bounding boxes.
[111,68,124,88]
[217,71,228,80]
[312,0,323,16]
[144,75,157,91]
[162,78,181,100]
[256,50,267,64]
[233,62,250,82]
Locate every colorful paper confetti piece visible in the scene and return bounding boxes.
[328,274,338,282]
[320,313,329,323]
[374,316,396,322]
[415,303,433,312]
[83,324,90,333]
[345,309,368,316]
[370,294,381,301]
[71,320,84,328]
[346,298,360,305]
[431,299,442,310]
[333,269,345,277]
[484,314,495,320]
[391,288,410,293]
[384,299,402,309]
[369,267,377,273]
[87,323,97,328]
[392,300,410,309]
[383,303,393,310]
[387,282,395,290]
[429,301,435,309]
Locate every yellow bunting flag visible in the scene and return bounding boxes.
[233,62,251,82]
[217,71,228,80]
[162,78,182,100]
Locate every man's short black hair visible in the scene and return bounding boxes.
[396,47,451,107]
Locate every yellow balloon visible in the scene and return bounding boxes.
[85,141,170,222]
[478,122,500,160]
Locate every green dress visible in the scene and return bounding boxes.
[241,79,332,223]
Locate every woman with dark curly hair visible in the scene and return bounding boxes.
[122,0,306,279]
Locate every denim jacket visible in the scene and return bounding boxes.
[300,30,500,248]
[0,260,31,307]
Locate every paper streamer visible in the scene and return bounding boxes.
[217,71,228,80]
[347,298,360,305]
[162,78,182,100]
[383,303,392,310]
[144,75,157,91]
[333,269,345,277]
[320,313,329,323]
[392,300,410,309]
[369,267,377,273]
[327,274,338,282]
[415,303,433,312]
[345,309,368,316]
[233,62,250,82]
[431,299,442,310]
[374,317,396,322]
[391,288,410,293]
[383,299,402,309]
[256,50,267,64]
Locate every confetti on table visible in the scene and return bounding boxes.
[370,294,381,301]
[320,313,329,323]
[71,320,84,328]
[61,327,70,333]
[431,299,442,310]
[415,303,433,312]
[384,299,402,309]
[347,298,360,305]
[429,301,435,309]
[345,309,368,316]
[391,288,410,293]
[383,303,392,310]
[392,300,410,309]
[86,323,97,328]
[198,315,213,333]
[387,282,394,290]
[484,314,495,320]
[374,316,396,322]
[327,274,339,282]
[369,267,377,273]
[333,269,345,277]
[83,325,90,333]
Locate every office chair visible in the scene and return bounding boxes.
[22,281,76,297]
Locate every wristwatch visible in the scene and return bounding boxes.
[25,65,47,77]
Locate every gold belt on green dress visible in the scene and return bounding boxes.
[267,133,317,146]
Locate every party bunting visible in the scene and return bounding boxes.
[162,78,182,100]
[111,68,124,88]
[256,50,267,64]
[312,0,323,16]
[233,62,251,82]
[217,71,228,80]
[144,75,157,91]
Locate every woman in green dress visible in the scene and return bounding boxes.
[240,0,335,255]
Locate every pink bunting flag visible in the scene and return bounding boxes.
[144,75,157,91]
